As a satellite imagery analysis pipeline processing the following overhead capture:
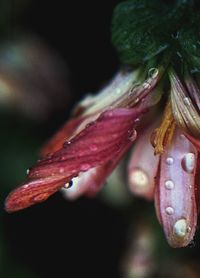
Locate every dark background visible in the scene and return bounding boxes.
[1,1,129,278]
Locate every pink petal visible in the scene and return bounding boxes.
[5,108,141,212]
[154,130,197,247]
[128,125,160,200]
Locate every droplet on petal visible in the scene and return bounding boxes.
[181,153,195,173]
[154,128,197,247]
[165,207,174,215]
[173,219,187,238]
[166,157,174,165]
[148,67,159,79]
[164,180,175,190]
[63,180,73,189]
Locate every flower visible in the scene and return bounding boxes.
[5,0,200,248]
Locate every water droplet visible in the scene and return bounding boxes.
[59,168,65,174]
[80,163,90,171]
[63,141,71,148]
[165,180,175,190]
[134,118,140,123]
[90,144,97,151]
[181,153,195,173]
[183,97,191,106]
[165,207,174,215]
[166,157,174,165]
[64,180,73,189]
[128,129,137,141]
[180,134,185,139]
[23,184,29,189]
[173,219,187,238]
[134,97,139,103]
[143,82,151,89]
[129,168,149,189]
[26,169,30,174]
[148,67,159,78]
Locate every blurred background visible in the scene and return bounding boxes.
[1,1,200,277]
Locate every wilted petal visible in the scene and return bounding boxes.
[154,129,197,247]
[128,125,160,200]
[5,108,141,212]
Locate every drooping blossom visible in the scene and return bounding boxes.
[5,0,200,248]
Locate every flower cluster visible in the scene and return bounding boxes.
[5,0,200,248]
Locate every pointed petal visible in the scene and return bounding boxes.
[154,129,198,247]
[128,125,160,200]
[5,108,140,212]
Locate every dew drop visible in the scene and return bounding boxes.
[64,180,73,189]
[90,144,97,151]
[180,134,185,139]
[183,97,191,106]
[165,207,174,215]
[128,129,137,141]
[64,141,71,147]
[181,153,195,173]
[143,82,151,89]
[134,118,140,123]
[166,157,174,165]
[173,219,187,238]
[165,180,175,190]
[148,67,159,78]
[59,168,65,174]
[26,169,30,175]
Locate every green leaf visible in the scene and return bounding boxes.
[111,0,198,66]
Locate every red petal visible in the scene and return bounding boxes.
[128,125,159,200]
[154,130,197,247]
[5,108,141,212]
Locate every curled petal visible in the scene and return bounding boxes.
[170,69,200,138]
[128,125,160,200]
[154,129,197,247]
[5,108,141,212]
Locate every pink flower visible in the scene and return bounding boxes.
[5,65,200,248]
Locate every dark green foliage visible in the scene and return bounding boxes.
[112,0,200,67]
